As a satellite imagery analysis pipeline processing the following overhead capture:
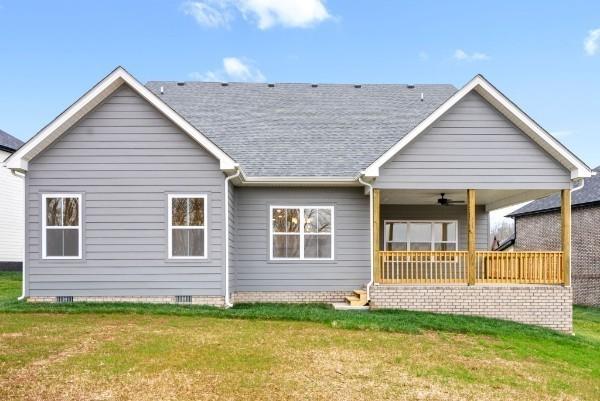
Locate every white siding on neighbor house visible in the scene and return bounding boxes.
[25,85,226,297]
[375,92,571,190]
[0,149,24,262]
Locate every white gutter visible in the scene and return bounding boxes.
[224,167,241,307]
[357,173,374,301]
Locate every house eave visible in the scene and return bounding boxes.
[234,168,361,186]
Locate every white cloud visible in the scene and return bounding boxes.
[182,1,231,28]
[584,28,600,56]
[190,57,266,82]
[182,0,330,29]
[453,49,490,61]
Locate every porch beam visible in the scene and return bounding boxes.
[561,189,571,286]
[467,189,476,285]
[373,189,381,283]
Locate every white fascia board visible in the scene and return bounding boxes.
[363,75,592,180]
[5,66,237,172]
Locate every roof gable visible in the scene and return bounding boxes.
[363,75,592,180]
[4,67,237,172]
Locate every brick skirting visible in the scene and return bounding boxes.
[232,290,352,303]
[27,296,225,307]
[369,284,573,333]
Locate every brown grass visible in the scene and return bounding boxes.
[1,312,596,401]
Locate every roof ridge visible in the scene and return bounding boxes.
[146,80,457,87]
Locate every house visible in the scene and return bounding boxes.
[0,129,24,271]
[508,166,600,307]
[491,233,515,252]
[4,67,592,332]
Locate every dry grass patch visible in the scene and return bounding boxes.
[1,313,598,401]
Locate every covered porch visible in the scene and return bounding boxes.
[371,188,571,286]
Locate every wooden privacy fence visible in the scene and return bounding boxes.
[475,251,563,284]
[376,251,564,285]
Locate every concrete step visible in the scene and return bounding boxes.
[332,302,369,311]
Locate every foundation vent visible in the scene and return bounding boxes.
[175,295,193,304]
[56,296,73,303]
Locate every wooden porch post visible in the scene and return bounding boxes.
[467,189,476,285]
[373,189,381,284]
[561,189,571,286]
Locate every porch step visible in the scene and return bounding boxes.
[345,289,368,307]
[353,289,367,299]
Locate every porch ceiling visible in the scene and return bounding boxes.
[379,188,559,211]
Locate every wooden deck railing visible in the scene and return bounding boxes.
[475,251,563,284]
[377,251,468,284]
[376,251,564,285]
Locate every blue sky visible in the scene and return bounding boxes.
[1,0,599,167]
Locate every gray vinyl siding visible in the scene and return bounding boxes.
[375,92,571,190]
[380,205,489,250]
[234,187,370,291]
[26,85,226,297]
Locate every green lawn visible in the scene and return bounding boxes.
[1,272,599,400]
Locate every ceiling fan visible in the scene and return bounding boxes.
[437,193,464,206]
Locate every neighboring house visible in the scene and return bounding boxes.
[491,233,515,252]
[4,67,593,332]
[0,129,24,271]
[508,167,600,306]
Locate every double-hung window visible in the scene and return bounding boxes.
[168,194,207,259]
[42,194,82,259]
[270,206,334,260]
[384,220,457,251]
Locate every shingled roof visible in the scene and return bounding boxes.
[508,166,600,217]
[145,81,456,177]
[0,129,23,153]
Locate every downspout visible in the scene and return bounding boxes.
[357,173,374,301]
[224,167,240,308]
[12,169,26,301]
[571,177,585,193]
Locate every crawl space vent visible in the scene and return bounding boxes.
[175,295,193,304]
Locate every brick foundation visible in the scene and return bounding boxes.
[232,290,352,303]
[369,284,573,332]
[27,296,225,307]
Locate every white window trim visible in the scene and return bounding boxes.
[168,194,208,260]
[383,219,458,251]
[269,205,335,261]
[41,193,82,260]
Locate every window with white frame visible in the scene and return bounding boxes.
[270,206,334,260]
[42,194,82,259]
[168,195,207,258]
[384,220,457,251]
